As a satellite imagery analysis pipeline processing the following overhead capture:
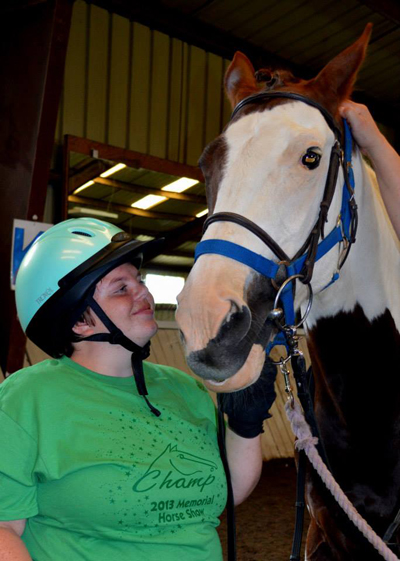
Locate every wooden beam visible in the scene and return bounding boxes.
[66,135,204,181]
[160,216,207,255]
[94,177,206,204]
[0,0,73,374]
[144,263,192,275]
[163,249,194,259]
[68,194,197,222]
[69,160,109,193]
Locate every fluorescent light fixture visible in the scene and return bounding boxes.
[69,207,119,219]
[161,177,199,193]
[145,274,185,304]
[73,180,95,194]
[100,163,127,178]
[196,209,208,218]
[135,235,155,242]
[131,195,167,209]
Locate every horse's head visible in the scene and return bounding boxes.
[176,25,372,393]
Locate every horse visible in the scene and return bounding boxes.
[175,24,400,559]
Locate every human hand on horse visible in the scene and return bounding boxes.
[339,100,385,157]
[217,356,277,438]
[339,100,400,239]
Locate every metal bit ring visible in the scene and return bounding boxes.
[273,274,313,329]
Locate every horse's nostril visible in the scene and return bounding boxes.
[225,300,240,324]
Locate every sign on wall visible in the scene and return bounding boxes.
[11,219,53,290]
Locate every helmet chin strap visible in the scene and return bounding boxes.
[79,295,161,417]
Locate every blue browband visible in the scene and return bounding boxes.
[194,118,356,351]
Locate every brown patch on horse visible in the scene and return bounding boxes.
[198,136,227,214]
[305,306,400,558]
[290,23,372,120]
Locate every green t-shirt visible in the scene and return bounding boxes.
[0,357,227,561]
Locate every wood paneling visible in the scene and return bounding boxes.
[167,38,185,162]
[86,4,109,142]
[149,30,170,158]
[58,2,230,166]
[186,45,207,165]
[129,23,151,153]
[62,0,87,140]
[204,52,224,147]
[108,13,130,147]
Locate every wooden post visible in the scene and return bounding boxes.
[0,0,74,374]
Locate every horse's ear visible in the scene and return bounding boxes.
[310,24,372,111]
[225,52,259,109]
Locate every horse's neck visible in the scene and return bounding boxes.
[305,151,400,442]
[308,151,400,334]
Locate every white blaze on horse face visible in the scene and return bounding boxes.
[205,101,344,308]
[212,102,338,262]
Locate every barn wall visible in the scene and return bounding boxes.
[56,0,232,167]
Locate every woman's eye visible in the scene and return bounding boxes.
[301,149,321,170]
[115,285,127,293]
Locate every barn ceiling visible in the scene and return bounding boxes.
[75,0,400,274]
[93,0,400,123]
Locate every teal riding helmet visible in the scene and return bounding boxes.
[15,217,163,356]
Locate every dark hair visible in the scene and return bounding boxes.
[44,307,90,358]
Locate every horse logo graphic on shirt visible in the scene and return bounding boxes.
[132,444,218,493]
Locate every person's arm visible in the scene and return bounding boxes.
[339,100,400,238]
[218,357,277,505]
[225,429,263,505]
[0,519,32,561]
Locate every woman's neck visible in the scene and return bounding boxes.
[70,342,134,378]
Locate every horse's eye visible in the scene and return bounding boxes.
[302,149,321,170]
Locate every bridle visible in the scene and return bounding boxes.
[195,91,358,341]
[197,92,400,560]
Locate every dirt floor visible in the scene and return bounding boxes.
[218,458,310,561]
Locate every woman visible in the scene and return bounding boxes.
[0,218,275,561]
[339,100,400,239]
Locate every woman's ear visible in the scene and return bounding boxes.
[72,308,97,337]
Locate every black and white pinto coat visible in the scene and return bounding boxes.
[176,25,400,559]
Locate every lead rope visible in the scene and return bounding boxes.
[284,393,400,561]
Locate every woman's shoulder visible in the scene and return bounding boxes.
[0,359,66,402]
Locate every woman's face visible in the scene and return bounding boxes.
[92,262,158,347]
